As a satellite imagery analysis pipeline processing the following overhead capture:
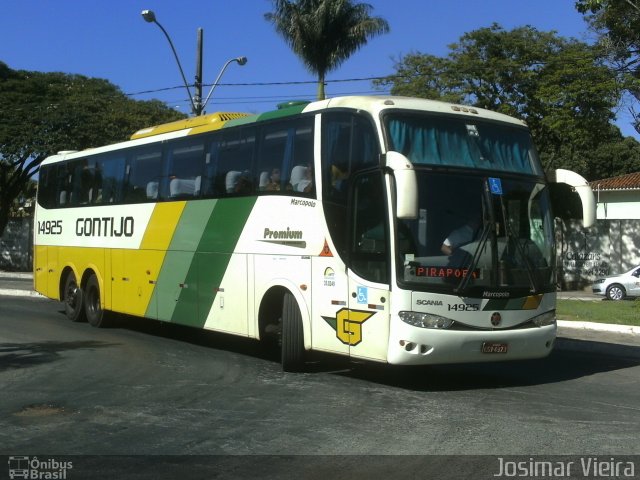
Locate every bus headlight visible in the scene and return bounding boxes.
[399,311,455,329]
[531,310,556,327]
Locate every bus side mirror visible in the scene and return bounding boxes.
[385,151,418,220]
[547,168,596,228]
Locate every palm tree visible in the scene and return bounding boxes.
[265,0,389,100]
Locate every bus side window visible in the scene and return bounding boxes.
[165,140,205,200]
[322,112,379,259]
[124,147,163,203]
[216,127,255,196]
[257,123,289,193]
[56,163,73,207]
[95,154,125,204]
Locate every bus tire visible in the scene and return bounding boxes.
[281,292,305,372]
[85,274,109,328]
[63,271,86,322]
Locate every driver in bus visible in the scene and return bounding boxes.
[441,216,481,256]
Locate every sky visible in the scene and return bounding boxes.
[2,0,638,139]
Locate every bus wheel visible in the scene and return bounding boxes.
[85,274,109,328]
[281,292,305,372]
[63,272,85,322]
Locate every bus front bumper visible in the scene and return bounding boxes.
[387,322,557,366]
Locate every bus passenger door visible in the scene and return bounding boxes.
[345,171,391,362]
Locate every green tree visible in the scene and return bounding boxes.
[575,0,640,132]
[375,24,630,179]
[265,0,389,100]
[0,62,185,236]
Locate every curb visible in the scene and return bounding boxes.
[0,272,33,279]
[0,288,44,298]
[557,320,640,336]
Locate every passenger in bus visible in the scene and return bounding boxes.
[234,171,253,194]
[441,216,481,256]
[289,163,314,193]
[297,163,314,193]
[265,168,282,191]
[330,163,349,196]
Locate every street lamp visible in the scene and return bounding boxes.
[141,9,197,114]
[141,9,247,116]
[202,57,248,112]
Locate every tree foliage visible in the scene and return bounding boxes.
[265,0,389,99]
[575,0,640,133]
[375,24,640,180]
[0,62,185,236]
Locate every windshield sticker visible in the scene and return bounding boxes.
[489,177,503,195]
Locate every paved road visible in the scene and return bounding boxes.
[2,278,640,478]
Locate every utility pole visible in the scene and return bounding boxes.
[194,28,204,116]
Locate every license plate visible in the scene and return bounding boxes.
[482,342,508,354]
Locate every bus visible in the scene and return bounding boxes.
[34,96,595,371]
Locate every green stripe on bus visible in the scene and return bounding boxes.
[150,200,217,322]
[171,197,257,327]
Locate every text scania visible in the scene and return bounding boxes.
[263,227,303,240]
[76,217,134,237]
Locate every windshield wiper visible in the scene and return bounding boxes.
[500,204,538,293]
[454,218,491,296]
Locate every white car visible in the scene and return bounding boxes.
[592,265,640,300]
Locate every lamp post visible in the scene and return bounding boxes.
[141,9,246,116]
[141,9,198,115]
[202,56,248,112]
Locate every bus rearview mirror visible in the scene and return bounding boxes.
[385,151,418,220]
[546,168,596,228]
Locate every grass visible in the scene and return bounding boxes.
[557,299,640,326]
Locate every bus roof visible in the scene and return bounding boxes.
[41,95,527,166]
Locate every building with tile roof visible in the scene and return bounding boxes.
[559,172,640,289]
[590,172,640,220]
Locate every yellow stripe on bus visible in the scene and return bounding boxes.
[140,202,187,250]
[110,202,187,317]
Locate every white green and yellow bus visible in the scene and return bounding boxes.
[34,96,595,371]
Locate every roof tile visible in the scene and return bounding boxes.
[589,172,640,191]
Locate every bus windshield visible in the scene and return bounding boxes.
[395,171,556,295]
[385,112,543,176]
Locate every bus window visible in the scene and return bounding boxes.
[322,112,379,259]
[256,118,314,194]
[350,171,389,283]
[165,140,205,199]
[37,164,57,209]
[56,163,73,207]
[217,127,255,196]
[125,147,163,203]
[288,120,314,195]
[258,123,289,192]
[322,112,378,202]
[95,153,125,204]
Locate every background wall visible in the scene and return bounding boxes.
[0,217,33,271]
